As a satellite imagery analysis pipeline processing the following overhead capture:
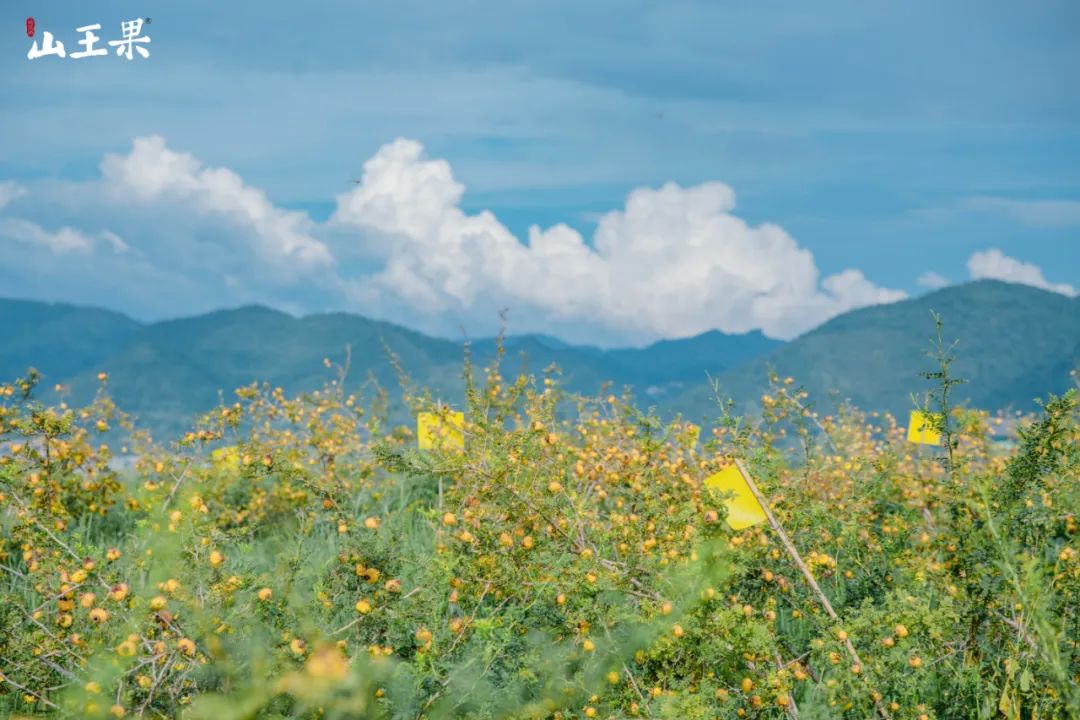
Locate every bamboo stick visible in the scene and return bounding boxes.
[734,459,889,719]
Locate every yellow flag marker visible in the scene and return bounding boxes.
[907,411,942,446]
[211,446,240,472]
[704,464,767,530]
[417,410,465,450]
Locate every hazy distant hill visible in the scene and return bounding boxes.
[0,299,140,382]
[676,280,1080,420]
[2,280,1077,436]
[0,297,779,436]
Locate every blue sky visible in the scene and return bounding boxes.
[1,0,1078,345]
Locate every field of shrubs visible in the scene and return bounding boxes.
[1,339,1078,719]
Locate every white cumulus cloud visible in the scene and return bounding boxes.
[3,135,907,343]
[967,249,1076,297]
[332,139,905,341]
[101,136,334,276]
[916,271,950,289]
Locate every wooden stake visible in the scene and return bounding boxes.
[734,459,889,719]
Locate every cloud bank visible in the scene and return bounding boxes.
[330,139,906,341]
[3,136,914,343]
[967,249,1077,298]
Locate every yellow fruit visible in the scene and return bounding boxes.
[895,624,909,638]
[150,596,167,611]
[582,639,596,652]
[178,638,196,655]
[672,624,684,638]
[442,512,457,526]
[209,550,224,567]
[355,599,372,614]
[908,655,922,668]
[257,587,273,602]
[89,608,109,623]
[741,677,753,693]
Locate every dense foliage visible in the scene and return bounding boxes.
[1,341,1078,719]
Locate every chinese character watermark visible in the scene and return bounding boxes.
[71,24,108,59]
[26,18,152,61]
[109,19,151,60]
[27,30,66,60]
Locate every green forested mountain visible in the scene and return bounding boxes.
[675,280,1080,421]
[0,299,140,382]
[0,297,778,436]
[2,280,1077,436]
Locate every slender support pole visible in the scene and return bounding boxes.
[734,459,889,719]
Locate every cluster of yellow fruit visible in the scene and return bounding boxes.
[0,365,1077,719]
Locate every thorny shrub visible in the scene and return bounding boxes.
[0,341,1078,719]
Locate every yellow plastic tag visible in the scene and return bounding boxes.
[211,445,240,472]
[417,411,465,450]
[704,464,767,530]
[907,411,942,446]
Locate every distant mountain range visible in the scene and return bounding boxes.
[2,280,1077,437]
